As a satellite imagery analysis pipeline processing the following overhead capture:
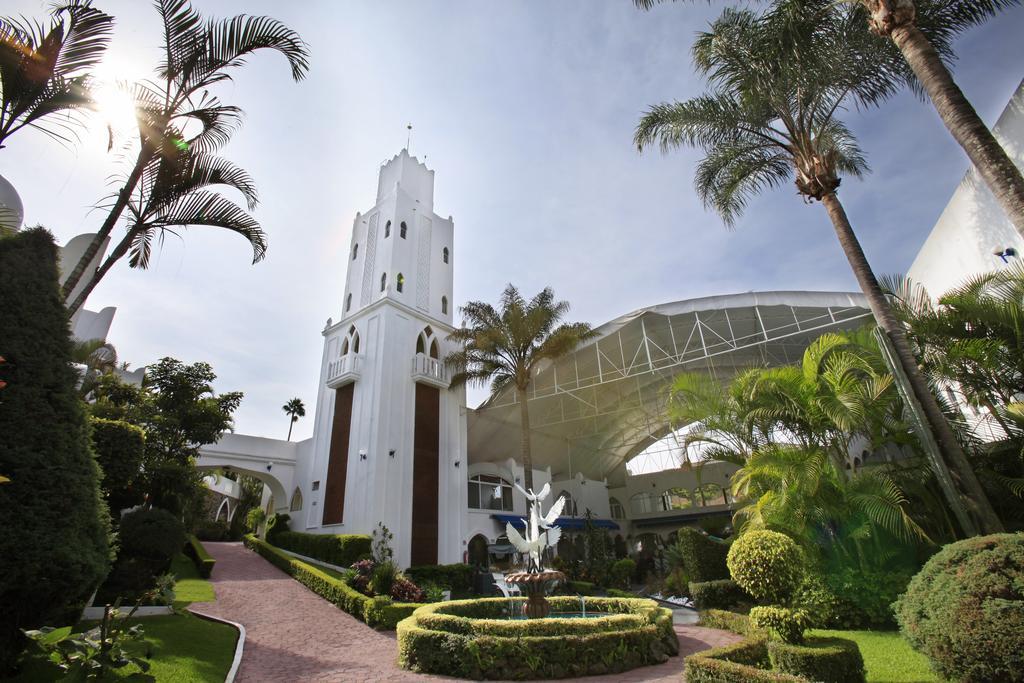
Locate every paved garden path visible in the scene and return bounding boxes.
[192,542,741,683]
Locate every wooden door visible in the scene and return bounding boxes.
[411,383,440,565]
[322,383,354,525]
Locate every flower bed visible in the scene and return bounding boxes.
[244,535,418,629]
[397,596,678,679]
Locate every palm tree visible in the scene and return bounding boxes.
[634,5,1002,534]
[282,397,305,441]
[445,285,595,491]
[634,0,1024,237]
[62,0,309,316]
[0,1,114,150]
[70,337,118,397]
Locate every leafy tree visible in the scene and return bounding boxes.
[0,1,114,150]
[445,285,595,491]
[634,4,1001,535]
[0,228,111,671]
[91,357,242,516]
[634,0,1024,237]
[283,397,305,441]
[62,0,310,316]
[90,416,146,516]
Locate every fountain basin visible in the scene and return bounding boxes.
[397,597,679,679]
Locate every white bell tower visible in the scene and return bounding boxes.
[302,149,467,567]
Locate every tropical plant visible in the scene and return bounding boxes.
[634,0,1024,237]
[445,284,595,491]
[71,337,118,397]
[62,0,310,316]
[0,1,114,150]
[634,3,1000,535]
[282,397,305,441]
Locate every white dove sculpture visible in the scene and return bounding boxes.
[505,482,566,572]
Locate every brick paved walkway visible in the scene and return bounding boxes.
[192,542,741,683]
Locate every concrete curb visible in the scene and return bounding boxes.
[188,608,246,683]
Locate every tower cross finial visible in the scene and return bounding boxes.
[406,123,412,152]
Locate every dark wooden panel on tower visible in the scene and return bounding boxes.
[322,383,354,526]
[411,383,440,565]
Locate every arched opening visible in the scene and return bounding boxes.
[396,273,404,293]
[609,497,625,520]
[352,332,360,354]
[416,334,425,355]
[352,243,358,260]
[443,247,449,264]
[341,338,349,356]
[630,491,661,515]
[429,339,439,359]
[215,498,231,522]
[441,296,448,315]
[558,490,578,517]
[400,221,407,239]
[695,483,726,506]
[385,220,391,238]
[290,487,303,512]
[662,488,692,510]
[468,534,489,568]
[345,293,352,312]
[380,272,387,292]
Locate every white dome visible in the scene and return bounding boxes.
[0,173,25,235]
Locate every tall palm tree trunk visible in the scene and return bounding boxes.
[61,147,151,307]
[517,386,535,491]
[882,19,1024,234]
[287,418,294,441]
[821,191,1003,535]
[66,228,136,317]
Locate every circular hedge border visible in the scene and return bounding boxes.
[397,597,679,679]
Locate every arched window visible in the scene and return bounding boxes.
[468,474,514,511]
[352,332,360,354]
[441,296,448,315]
[443,247,449,264]
[385,220,391,238]
[345,293,352,312]
[352,243,358,260]
[468,534,489,567]
[662,488,692,510]
[341,338,349,356]
[630,491,660,515]
[380,272,387,292]
[609,497,625,520]
[396,273,404,293]
[429,339,439,359]
[558,490,578,517]
[400,221,407,239]
[695,483,726,506]
[416,335,425,355]
[290,487,303,512]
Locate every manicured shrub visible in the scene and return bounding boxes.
[824,565,911,629]
[749,606,809,644]
[245,535,418,629]
[767,637,865,683]
[606,588,635,598]
[90,417,145,515]
[404,563,473,592]
[397,597,679,679]
[119,507,185,566]
[690,579,752,611]
[727,530,803,605]
[609,558,636,588]
[894,533,1024,683]
[673,527,732,583]
[192,519,230,542]
[0,229,112,671]
[265,512,290,544]
[270,529,371,567]
[699,609,761,638]
[184,535,216,578]
[566,579,598,595]
[684,638,808,682]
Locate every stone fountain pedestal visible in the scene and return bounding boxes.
[504,570,566,619]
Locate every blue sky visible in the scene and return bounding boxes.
[4,0,1024,441]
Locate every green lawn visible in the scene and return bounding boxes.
[810,629,942,683]
[170,554,215,607]
[12,613,236,682]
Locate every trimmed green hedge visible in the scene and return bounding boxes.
[565,580,598,595]
[690,579,751,611]
[768,638,865,683]
[699,609,761,638]
[398,597,679,679]
[684,638,808,682]
[184,535,216,578]
[404,563,473,592]
[270,529,371,567]
[244,535,418,629]
[675,527,731,583]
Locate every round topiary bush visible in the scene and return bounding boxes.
[767,637,865,683]
[894,533,1024,683]
[750,606,809,644]
[727,530,803,605]
[119,507,185,564]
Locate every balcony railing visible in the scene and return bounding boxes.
[412,353,449,388]
[326,353,363,388]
